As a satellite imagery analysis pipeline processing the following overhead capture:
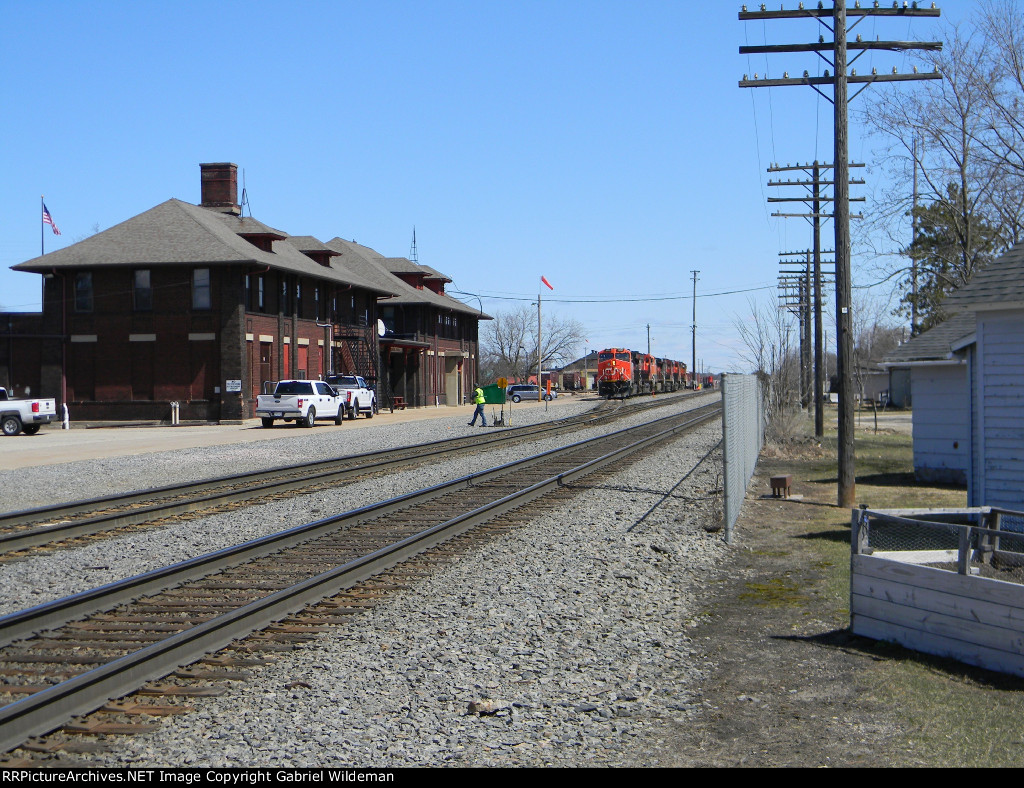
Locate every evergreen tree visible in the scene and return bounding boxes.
[900,184,1001,332]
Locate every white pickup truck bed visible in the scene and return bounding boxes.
[0,387,57,436]
[255,380,345,428]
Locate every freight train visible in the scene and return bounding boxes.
[596,348,687,398]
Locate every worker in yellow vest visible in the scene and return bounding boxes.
[468,383,487,427]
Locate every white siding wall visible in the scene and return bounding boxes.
[970,345,981,506]
[911,364,970,483]
[977,310,1024,509]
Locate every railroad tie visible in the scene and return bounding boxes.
[101,702,194,717]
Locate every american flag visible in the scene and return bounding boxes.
[42,203,61,235]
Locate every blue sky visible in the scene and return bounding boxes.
[0,2,962,373]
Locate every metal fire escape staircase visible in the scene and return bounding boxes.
[335,323,390,406]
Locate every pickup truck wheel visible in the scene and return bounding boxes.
[348,402,358,420]
[261,418,275,428]
[304,407,316,428]
[365,402,373,419]
[334,409,344,425]
[22,424,40,435]
[1,415,22,437]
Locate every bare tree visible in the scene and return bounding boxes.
[479,306,586,383]
[860,25,1004,317]
[859,8,1024,329]
[851,293,904,406]
[733,298,800,428]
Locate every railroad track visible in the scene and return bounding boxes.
[0,392,705,557]
[0,402,721,756]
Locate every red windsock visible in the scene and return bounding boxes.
[541,276,554,290]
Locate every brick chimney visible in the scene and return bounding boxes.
[199,162,240,215]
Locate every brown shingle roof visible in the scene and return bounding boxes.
[13,200,389,293]
[881,312,975,365]
[946,241,1024,310]
[325,237,490,319]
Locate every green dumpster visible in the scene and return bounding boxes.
[482,384,506,404]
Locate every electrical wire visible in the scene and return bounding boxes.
[451,284,776,305]
[745,20,774,230]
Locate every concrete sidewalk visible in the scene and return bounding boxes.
[0,395,588,471]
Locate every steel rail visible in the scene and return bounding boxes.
[0,402,719,647]
[0,403,720,753]
[0,393,698,554]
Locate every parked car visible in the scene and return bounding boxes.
[0,387,57,436]
[506,384,555,403]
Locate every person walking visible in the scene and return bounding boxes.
[468,383,487,427]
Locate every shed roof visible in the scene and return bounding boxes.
[946,241,1024,310]
[880,312,976,366]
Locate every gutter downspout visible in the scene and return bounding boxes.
[52,269,67,423]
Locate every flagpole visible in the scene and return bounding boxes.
[41,195,45,256]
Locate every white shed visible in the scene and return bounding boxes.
[946,244,1024,509]
[881,313,975,484]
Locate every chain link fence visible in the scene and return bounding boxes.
[855,507,1024,585]
[721,373,765,544]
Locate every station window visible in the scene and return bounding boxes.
[192,268,211,310]
[133,270,152,311]
[74,272,93,313]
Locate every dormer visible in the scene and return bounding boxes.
[286,236,341,267]
[396,272,426,289]
[421,266,452,295]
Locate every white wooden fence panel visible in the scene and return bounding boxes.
[852,572,1024,632]
[852,553,1024,676]
[853,616,1024,678]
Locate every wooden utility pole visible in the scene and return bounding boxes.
[778,251,836,414]
[690,270,699,381]
[739,2,942,507]
[911,135,920,336]
[769,161,859,438]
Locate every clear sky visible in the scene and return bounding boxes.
[0,2,963,373]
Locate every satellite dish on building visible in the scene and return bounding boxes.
[377,319,386,337]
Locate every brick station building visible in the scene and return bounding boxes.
[1,163,485,421]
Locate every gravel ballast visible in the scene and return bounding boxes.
[3,395,728,767]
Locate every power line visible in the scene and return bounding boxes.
[739,1,942,508]
[450,283,775,305]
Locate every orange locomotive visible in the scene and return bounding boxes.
[596,348,687,399]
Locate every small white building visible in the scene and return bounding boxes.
[881,313,975,484]
[945,244,1024,509]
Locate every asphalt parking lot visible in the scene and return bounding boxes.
[0,395,585,471]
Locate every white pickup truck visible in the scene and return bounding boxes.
[326,375,377,420]
[0,387,58,436]
[256,380,346,428]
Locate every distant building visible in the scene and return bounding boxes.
[945,243,1024,509]
[1,163,486,421]
[881,312,975,484]
[557,351,600,391]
